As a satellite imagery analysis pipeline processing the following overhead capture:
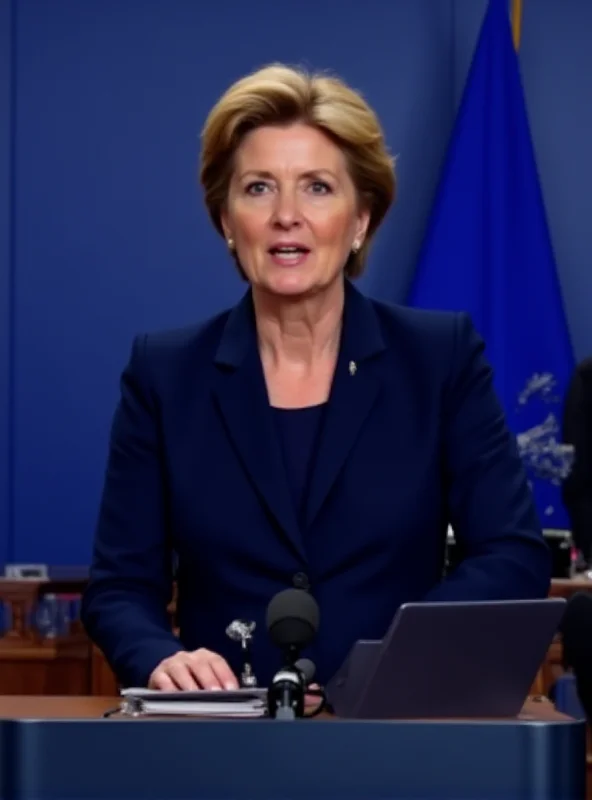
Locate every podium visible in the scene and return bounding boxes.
[0,697,585,800]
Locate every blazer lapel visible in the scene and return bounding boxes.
[212,291,305,561]
[305,282,387,528]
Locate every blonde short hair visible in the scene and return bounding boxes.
[199,64,396,279]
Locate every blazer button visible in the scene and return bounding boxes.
[292,572,310,591]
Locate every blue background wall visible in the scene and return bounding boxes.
[1,0,590,566]
[1,0,13,570]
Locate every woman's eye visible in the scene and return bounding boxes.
[245,181,269,195]
[309,181,331,195]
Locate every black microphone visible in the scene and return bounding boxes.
[265,588,320,720]
[559,592,592,724]
[266,588,320,663]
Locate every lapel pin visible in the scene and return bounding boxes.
[349,360,357,376]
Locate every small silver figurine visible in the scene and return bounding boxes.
[225,619,258,687]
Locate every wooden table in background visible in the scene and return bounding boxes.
[0,572,171,697]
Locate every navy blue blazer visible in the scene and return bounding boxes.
[81,281,551,688]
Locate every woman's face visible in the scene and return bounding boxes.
[221,123,370,299]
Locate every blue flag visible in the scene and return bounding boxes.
[408,0,575,529]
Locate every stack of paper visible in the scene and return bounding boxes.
[119,687,268,718]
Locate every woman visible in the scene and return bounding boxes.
[81,63,551,692]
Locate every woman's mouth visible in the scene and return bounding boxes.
[268,245,311,267]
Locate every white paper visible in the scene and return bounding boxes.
[137,701,265,717]
[119,687,268,717]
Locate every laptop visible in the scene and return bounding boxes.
[326,598,566,719]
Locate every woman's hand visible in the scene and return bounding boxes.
[148,649,239,691]
[304,682,324,713]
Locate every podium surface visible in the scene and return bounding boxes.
[0,696,585,800]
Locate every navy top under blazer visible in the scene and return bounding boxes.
[81,280,551,689]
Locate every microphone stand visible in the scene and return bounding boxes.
[267,666,306,720]
[267,649,309,720]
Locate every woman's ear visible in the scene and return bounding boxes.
[356,207,371,245]
[220,209,232,242]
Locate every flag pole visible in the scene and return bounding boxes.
[511,0,523,50]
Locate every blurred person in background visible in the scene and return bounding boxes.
[562,357,592,568]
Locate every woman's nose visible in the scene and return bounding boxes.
[270,189,302,229]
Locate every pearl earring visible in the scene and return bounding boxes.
[352,240,361,253]
[227,238,235,250]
